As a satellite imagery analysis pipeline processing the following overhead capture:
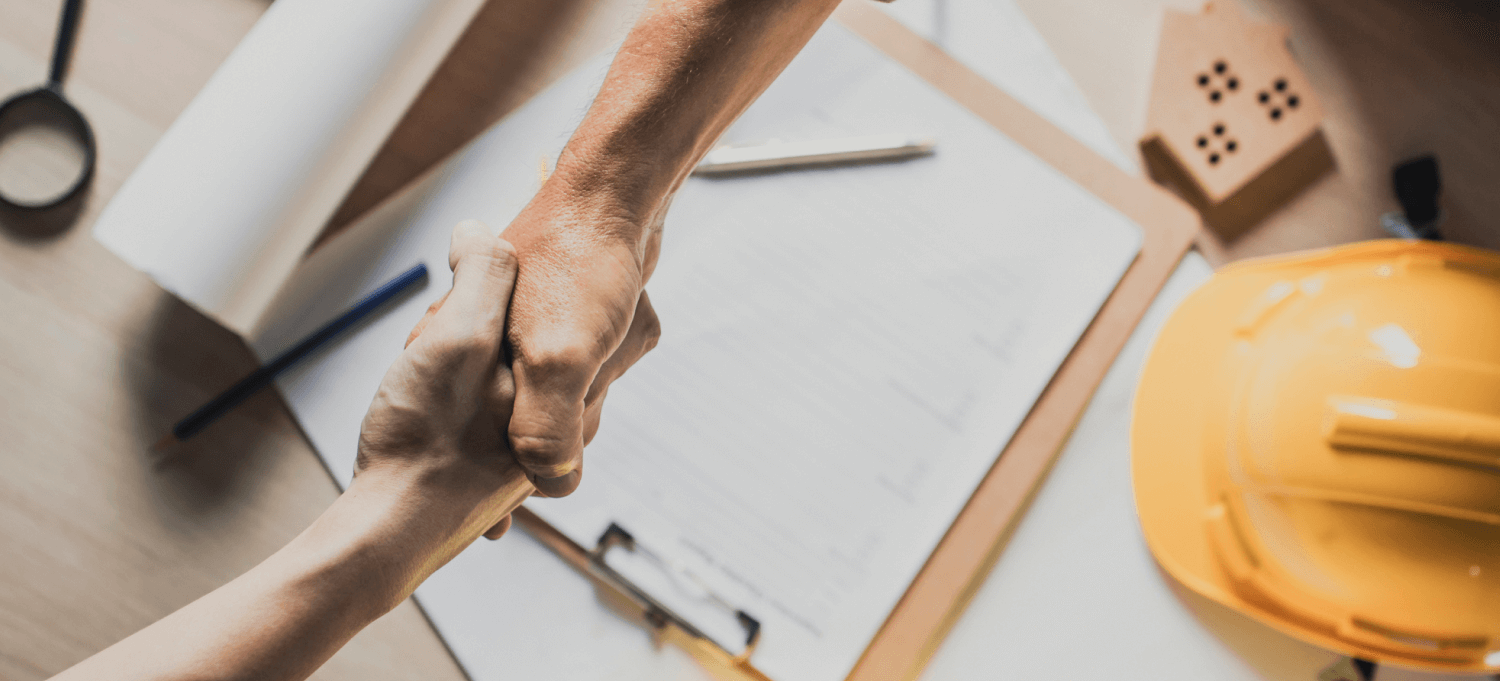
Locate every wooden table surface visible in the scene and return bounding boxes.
[1017,0,1500,263]
[0,1,636,679]
[1,0,1496,679]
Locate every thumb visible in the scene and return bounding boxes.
[508,337,597,497]
[419,220,519,352]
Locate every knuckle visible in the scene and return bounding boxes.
[450,220,517,273]
[528,466,582,497]
[449,220,486,266]
[471,242,518,277]
[461,247,518,281]
[519,341,602,384]
[635,294,661,351]
[491,370,517,403]
[641,313,662,351]
[466,327,504,351]
[420,335,495,368]
[509,433,578,477]
[489,236,519,265]
[426,336,473,359]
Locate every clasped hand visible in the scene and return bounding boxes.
[356,186,662,538]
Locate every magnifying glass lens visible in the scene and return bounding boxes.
[0,91,93,208]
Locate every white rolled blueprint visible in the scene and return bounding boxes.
[93,0,485,337]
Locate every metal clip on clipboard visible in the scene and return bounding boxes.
[588,523,762,665]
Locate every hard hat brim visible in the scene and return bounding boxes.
[1128,241,1500,670]
[1131,250,1269,612]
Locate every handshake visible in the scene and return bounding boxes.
[354,186,662,544]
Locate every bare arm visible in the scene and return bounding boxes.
[555,0,845,224]
[48,2,840,676]
[497,0,843,497]
[51,223,533,681]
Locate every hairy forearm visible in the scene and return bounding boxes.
[51,471,517,681]
[551,0,842,229]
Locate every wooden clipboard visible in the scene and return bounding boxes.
[302,0,1201,677]
[507,3,1202,681]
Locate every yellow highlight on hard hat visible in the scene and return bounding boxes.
[1133,240,1500,672]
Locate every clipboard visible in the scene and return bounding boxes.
[502,3,1201,680]
[254,1,1202,677]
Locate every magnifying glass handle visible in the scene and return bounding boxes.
[48,0,85,90]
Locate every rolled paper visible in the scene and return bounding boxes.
[94,0,485,338]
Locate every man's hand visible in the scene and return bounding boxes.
[499,182,663,498]
[491,0,840,497]
[356,219,534,540]
[52,222,537,681]
[48,4,848,679]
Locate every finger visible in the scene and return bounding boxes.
[530,461,581,498]
[405,290,450,347]
[482,514,512,540]
[585,292,662,405]
[575,293,659,449]
[508,253,646,493]
[582,386,606,446]
[488,358,517,435]
[508,341,601,488]
[419,220,519,352]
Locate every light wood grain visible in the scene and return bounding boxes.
[0,0,638,679]
[0,0,470,676]
[1017,0,1500,261]
[515,6,1200,680]
[829,5,1200,680]
[3,0,1499,680]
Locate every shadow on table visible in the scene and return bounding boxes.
[120,291,312,519]
[1284,0,1500,251]
[321,0,608,244]
[106,0,625,518]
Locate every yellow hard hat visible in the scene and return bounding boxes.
[1133,240,1500,672]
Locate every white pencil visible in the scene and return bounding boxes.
[693,134,936,174]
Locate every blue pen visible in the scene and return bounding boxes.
[157,263,429,448]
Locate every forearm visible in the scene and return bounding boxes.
[52,470,521,681]
[550,0,842,229]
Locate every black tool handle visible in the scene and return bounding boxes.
[1393,155,1442,239]
[48,0,85,89]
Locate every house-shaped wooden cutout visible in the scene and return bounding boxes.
[1139,1,1332,234]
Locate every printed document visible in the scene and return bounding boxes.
[257,21,1141,681]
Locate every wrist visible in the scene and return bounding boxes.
[290,464,527,616]
[544,129,693,241]
[257,483,421,625]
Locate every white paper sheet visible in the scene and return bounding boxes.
[92,0,483,336]
[877,0,1138,174]
[528,24,1141,681]
[259,21,1141,681]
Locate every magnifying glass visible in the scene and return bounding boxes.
[0,0,95,210]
